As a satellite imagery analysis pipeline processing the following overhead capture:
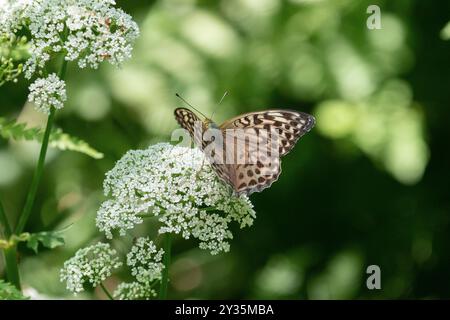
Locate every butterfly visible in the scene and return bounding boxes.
[174,105,315,196]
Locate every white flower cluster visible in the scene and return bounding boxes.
[127,237,165,284]
[0,0,139,78]
[28,73,66,114]
[0,0,29,37]
[96,143,256,255]
[113,281,157,300]
[60,242,122,294]
[113,237,164,300]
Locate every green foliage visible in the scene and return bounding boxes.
[25,225,71,254]
[0,280,28,300]
[49,128,104,159]
[26,230,65,254]
[1,227,68,253]
[0,117,104,159]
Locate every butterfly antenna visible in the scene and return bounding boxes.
[211,91,228,120]
[175,93,208,119]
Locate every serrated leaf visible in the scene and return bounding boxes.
[26,230,65,254]
[0,280,28,300]
[0,117,104,159]
[50,128,104,159]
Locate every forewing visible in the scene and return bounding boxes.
[174,107,235,189]
[174,107,201,137]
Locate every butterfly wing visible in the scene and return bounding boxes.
[220,110,315,156]
[219,110,315,195]
[227,158,281,195]
[174,107,203,141]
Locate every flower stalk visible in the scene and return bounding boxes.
[100,283,114,300]
[0,199,12,238]
[16,55,68,234]
[159,233,172,300]
[3,247,21,290]
[15,106,56,234]
[1,198,19,290]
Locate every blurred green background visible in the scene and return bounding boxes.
[1,0,450,299]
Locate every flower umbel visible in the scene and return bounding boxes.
[28,73,66,114]
[96,143,256,255]
[60,242,122,294]
[1,0,139,78]
[127,237,164,284]
[112,237,164,300]
[113,281,157,300]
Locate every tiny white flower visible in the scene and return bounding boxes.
[28,73,66,114]
[60,242,122,294]
[96,143,256,255]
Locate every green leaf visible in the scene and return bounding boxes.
[0,117,104,159]
[49,128,104,159]
[0,280,28,300]
[26,230,66,254]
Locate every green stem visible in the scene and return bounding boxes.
[3,247,21,290]
[1,204,20,291]
[3,57,69,292]
[0,199,12,237]
[15,59,68,234]
[58,55,68,79]
[100,283,114,300]
[15,107,56,234]
[159,233,172,300]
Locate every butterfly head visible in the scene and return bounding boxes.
[204,118,219,129]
